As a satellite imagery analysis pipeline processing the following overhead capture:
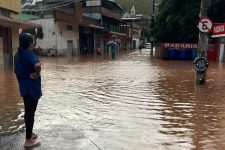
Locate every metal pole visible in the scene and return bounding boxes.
[150,0,155,56]
[196,0,211,85]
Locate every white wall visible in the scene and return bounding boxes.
[55,21,79,56]
[29,18,79,56]
[12,27,19,53]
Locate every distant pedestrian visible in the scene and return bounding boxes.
[14,33,42,148]
[139,44,142,52]
[81,43,87,55]
[107,37,117,59]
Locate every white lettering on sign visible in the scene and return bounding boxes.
[214,25,225,33]
[163,43,198,49]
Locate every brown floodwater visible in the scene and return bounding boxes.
[1,49,225,150]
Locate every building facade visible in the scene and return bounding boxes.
[0,0,40,69]
[122,5,143,49]
[80,0,128,55]
[21,0,80,56]
[22,0,128,56]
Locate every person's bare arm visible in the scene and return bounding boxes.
[35,63,41,75]
[30,63,41,79]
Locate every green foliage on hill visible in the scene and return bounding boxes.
[116,0,151,17]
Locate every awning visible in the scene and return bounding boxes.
[109,31,127,36]
[80,24,104,30]
[89,24,104,29]
[0,16,41,29]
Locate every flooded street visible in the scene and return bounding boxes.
[1,49,225,150]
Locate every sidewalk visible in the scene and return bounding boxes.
[0,127,101,150]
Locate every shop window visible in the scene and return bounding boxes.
[66,25,73,31]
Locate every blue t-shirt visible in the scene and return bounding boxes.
[14,48,42,101]
[111,42,117,53]
[107,41,117,53]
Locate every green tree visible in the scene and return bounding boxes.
[21,0,34,5]
[208,0,225,22]
[152,0,201,43]
[152,0,225,43]
[141,27,151,38]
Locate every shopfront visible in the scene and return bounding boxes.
[0,16,40,70]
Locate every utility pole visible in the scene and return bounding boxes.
[150,0,155,56]
[195,0,211,85]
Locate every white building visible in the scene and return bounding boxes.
[30,18,79,56]
[21,0,80,57]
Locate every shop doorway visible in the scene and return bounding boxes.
[67,40,73,56]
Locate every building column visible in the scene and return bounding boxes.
[3,27,13,70]
[219,37,225,62]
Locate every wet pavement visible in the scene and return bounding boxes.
[1,49,225,150]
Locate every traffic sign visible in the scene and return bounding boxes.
[193,57,209,72]
[197,18,213,33]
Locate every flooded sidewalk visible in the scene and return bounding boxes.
[1,49,225,150]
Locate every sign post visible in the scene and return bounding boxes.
[195,0,211,85]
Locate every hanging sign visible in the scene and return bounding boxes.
[211,23,225,38]
[197,18,213,33]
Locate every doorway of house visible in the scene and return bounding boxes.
[67,40,73,56]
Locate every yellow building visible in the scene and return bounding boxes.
[0,0,40,69]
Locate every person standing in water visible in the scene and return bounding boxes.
[107,37,117,59]
[14,33,42,147]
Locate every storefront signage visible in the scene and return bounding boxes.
[163,43,198,49]
[211,23,225,38]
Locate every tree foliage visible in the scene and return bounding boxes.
[152,0,201,43]
[141,27,151,38]
[152,0,225,43]
[208,0,225,23]
[21,0,34,5]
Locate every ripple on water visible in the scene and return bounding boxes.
[2,50,225,149]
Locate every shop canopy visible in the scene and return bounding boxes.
[0,16,41,29]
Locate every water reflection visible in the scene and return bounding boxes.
[1,50,225,149]
[0,71,24,135]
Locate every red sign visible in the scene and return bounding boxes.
[198,18,213,33]
[212,23,225,38]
